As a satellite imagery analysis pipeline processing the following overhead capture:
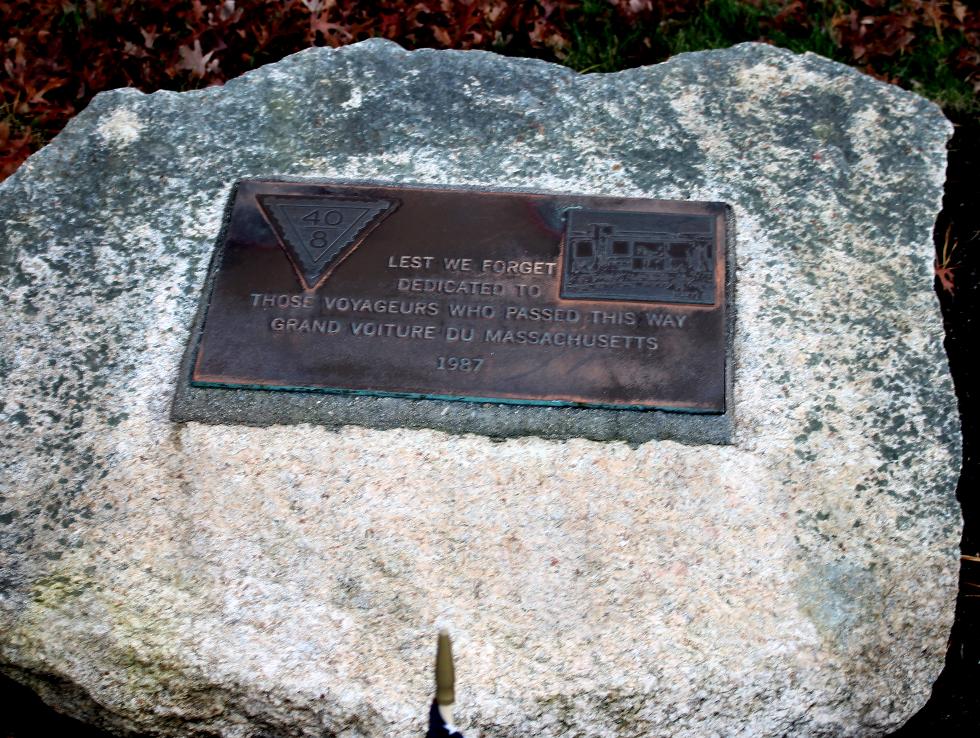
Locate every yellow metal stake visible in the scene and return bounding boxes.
[435,630,455,727]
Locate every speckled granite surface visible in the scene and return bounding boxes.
[0,40,961,736]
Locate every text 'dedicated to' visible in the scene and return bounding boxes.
[191,180,729,412]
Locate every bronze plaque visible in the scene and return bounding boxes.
[190,180,729,412]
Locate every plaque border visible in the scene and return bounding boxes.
[171,177,736,445]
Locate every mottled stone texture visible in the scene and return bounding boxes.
[0,40,961,737]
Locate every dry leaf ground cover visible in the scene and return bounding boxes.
[2,0,979,180]
[1,1,978,735]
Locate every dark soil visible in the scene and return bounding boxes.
[0,673,115,738]
[891,113,980,738]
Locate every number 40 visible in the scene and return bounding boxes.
[302,209,343,226]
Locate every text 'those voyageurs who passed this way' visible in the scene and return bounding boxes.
[190,180,730,413]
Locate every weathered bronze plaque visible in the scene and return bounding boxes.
[190,180,729,412]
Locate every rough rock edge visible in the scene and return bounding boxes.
[0,39,961,738]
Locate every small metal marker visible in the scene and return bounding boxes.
[428,630,463,737]
[436,630,455,709]
[189,180,730,415]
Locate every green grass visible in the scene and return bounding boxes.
[560,0,978,116]
[561,0,828,73]
[881,30,979,114]
[662,0,775,54]
[561,0,646,73]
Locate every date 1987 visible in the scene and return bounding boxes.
[436,357,484,372]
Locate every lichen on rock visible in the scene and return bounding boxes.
[0,39,961,737]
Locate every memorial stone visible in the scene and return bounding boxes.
[0,40,962,737]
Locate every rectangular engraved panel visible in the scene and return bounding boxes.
[190,180,729,412]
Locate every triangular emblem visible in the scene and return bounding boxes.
[257,194,396,290]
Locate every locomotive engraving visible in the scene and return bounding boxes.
[561,209,716,305]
